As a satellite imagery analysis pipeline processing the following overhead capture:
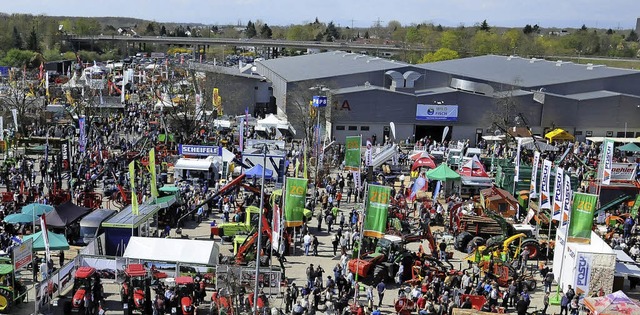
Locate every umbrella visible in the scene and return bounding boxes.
[617,142,640,153]
[4,213,39,224]
[22,230,70,251]
[411,157,436,171]
[21,203,54,217]
[584,291,640,315]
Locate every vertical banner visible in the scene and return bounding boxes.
[121,70,127,104]
[0,116,3,141]
[344,136,362,171]
[530,151,540,198]
[602,139,614,185]
[129,161,139,215]
[363,185,391,238]
[78,116,86,153]
[568,192,598,244]
[552,168,565,221]
[239,117,244,153]
[514,138,522,181]
[352,171,361,191]
[40,214,51,263]
[284,178,307,227]
[195,93,203,121]
[539,159,552,210]
[11,108,18,131]
[561,174,572,226]
[630,194,640,218]
[149,148,158,199]
[575,252,593,296]
[365,140,373,167]
[272,202,282,251]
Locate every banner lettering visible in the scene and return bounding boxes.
[344,136,362,171]
[539,159,552,210]
[530,151,540,198]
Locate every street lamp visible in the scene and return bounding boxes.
[253,143,268,314]
[309,85,329,207]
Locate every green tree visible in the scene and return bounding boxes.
[260,23,273,39]
[26,27,39,52]
[12,26,23,49]
[325,21,340,41]
[246,21,257,38]
[160,25,167,36]
[606,28,614,35]
[479,19,490,32]
[626,30,638,42]
[364,31,370,39]
[523,24,533,35]
[420,48,459,63]
[144,22,156,36]
[0,49,35,67]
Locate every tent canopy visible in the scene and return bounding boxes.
[45,201,91,228]
[174,158,214,171]
[584,290,640,315]
[245,164,273,179]
[256,114,285,128]
[617,142,640,153]
[123,236,219,265]
[411,156,436,171]
[21,203,54,217]
[23,230,70,251]
[545,128,575,142]
[520,138,559,152]
[426,164,461,181]
[4,213,38,224]
[458,156,489,177]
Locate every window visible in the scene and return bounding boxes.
[360,126,370,131]
[574,131,583,136]
[335,126,345,131]
[348,126,357,131]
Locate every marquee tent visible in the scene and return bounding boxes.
[458,156,489,177]
[44,201,91,228]
[245,164,273,179]
[426,164,461,181]
[124,236,219,266]
[617,142,640,153]
[545,128,575,142]
[411,156,436,171]
[23,230,70,251]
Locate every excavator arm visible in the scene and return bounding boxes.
[235,213,272,264]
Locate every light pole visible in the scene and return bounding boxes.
[309,85,329,208]
[253,143,268,315]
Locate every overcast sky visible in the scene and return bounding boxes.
[3,0,639,29]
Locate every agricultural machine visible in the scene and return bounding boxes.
[71,266,100,313]
[348,235,414,284]
[175,276,196,315]
[0,258,27,313]
[121,264,152,315]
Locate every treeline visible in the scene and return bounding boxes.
[0,13,638,67]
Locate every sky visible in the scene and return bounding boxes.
[2,0,639,30]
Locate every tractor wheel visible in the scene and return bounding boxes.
[521,240,541,260]
[455,232,473,251]
[0,288,13,313]
[526,279,537,291]
[373,265,388,284]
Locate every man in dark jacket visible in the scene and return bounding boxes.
[516,296,528,315]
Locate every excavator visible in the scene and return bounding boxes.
[232,213,273,266]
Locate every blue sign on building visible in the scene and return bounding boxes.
[178,144,222,156]
[312,95,328,108]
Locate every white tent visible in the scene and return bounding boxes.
[257,114,285,128]
[124,237,219,265]
[174,157,215,171]
[154,94,179,110]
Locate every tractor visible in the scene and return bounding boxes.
[348,235,413,284]
[176,276,196,315]
[121,264,152,315]
[0,258,27,313]
[71,266,100,313]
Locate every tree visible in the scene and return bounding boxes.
[479,20,490,32]
[160,25,167,36]
[26,27,39,52]
[260,23,273,39]
[580,24,588,31]
[0,76,43,135]
[364,31,370,39]
[325,21,340,41]
[626,30,638,42]
[420,48,459,63]
[246,21,257,38]
[0,48,36,67]
[12,26,22,49]
[523,24,533,35]
[144,22,156,36]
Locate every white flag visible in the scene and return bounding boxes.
[0,117,3,141]
[530,151,540,198]
[602,139,614,185]
[552,168,564,221]
[40,213,51,263]
[561,174,572,227]
[11,108,18,130]
[539,159,552,210]
[514,139,522,182]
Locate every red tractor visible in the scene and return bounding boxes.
[71,267,99,314]
[121,264,152,314]
[176,276,196,315]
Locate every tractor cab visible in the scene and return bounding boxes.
[71,266,97,312]
[176,276,195,315]
[512,224,535,238]
[122,264,151,313]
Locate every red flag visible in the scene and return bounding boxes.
[40,212,51,263]
[38,62,44,80]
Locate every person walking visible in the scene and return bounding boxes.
[303,233,312,256]
[332,234,339,256]
[376,279,385,307]
[542,291,550,315]
[559,292,569,315]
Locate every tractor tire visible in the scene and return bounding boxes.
[521,240,541,260]
[373,265,388,284]
[0,288,13,313]
[455,232,473,251]
[470,236,486,247]
[526,279,537,291]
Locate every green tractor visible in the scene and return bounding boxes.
[0,257,27,313]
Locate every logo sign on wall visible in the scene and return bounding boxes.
[178,144,222,156]
[416,104,458,121]
[312,95,328,108]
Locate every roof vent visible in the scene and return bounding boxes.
[403,71,422,88]
[529,58,542,63]
[586,64,605,70]
[385,70,403,91]
[364,81,371,88]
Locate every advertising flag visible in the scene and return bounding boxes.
[568,192,598,244]
[284,178,307,227]
[602,139,614,185]
[514,138,522,182]
[78,116,86,153]
[272,203,282,252]
[574,253,593,296]
[40,213,51,263]
[539,159,552,210]
[11,108,18,131]
[530,151,540,198]
[352,171,361,191]
[363,185,391,238]
[149,148,158,199]
[344,136,362,171]
[0,117,3,141]
[129,161,139,215]
[561,174,572,226]
[631,194,640,218]
[552,167,564,221]
[365,140,373,167]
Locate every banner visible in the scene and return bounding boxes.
[552,168,564,221]
[12,238,32,271]
[129,161,139,216]
[514,139,521,182]
[41,215,51,263]
[530,151,540,198]
[568,192,598,244]
[352,171,361,191]
[78,116,86,153]
[561,174,572,226]
[539,159,552,210]
[272,203,282,252]
[284,178,307,227]
[575,252,593,296]
[239,117,244,153]
[602,139,614,185]
[149,148,158,199]
[0,116,3,141]
[11,108,17,130]
[365,140,373,167]
[609,162,638,181]
[415,104,458,121]
[631,194,640,218]
[363,185,391,238]
[344,136,361,171]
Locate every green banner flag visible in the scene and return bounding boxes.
[284,178,307,227]
[364,185,391,238]
[149,148,158,199]
[129,161,139,216]
[568,192,598,244]
[631,194,640,218]
[344,136,362,171]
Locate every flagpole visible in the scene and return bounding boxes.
[353,178,368,302]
